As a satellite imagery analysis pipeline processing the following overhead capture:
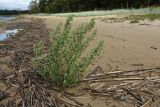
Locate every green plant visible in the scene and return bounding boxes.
[130,20,139,23]
[34,16,103,87]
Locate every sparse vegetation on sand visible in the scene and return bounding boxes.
[130,14,160,21]
[0,22,5,27]
[101,14,160,23]
[35,7,160,17]
[34,16,104,87]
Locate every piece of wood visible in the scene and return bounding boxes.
[95,84,105,90]
[88,67,160,78]
[141,98,152,107]
[151,99,160,107]
[84,77,146,81]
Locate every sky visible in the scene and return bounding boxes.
[0,0,32,10]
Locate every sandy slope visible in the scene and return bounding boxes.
[27,15,160,73]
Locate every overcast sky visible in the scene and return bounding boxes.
[0,0,32,10]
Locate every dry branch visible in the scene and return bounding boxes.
[84,66,160,107]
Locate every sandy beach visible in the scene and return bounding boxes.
[0,26,4,32]
[26,15,160,72]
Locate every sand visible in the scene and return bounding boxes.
[0,27,4,33]
[26,15,160,73]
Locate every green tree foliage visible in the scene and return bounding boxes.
[34,16,104,87]
[29,0,40,13]
[29,0,160,13]
[0,10,28,15]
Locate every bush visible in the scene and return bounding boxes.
[34,16,103,88]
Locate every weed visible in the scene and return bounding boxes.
[130,20,139,23]
[34,16,104,88]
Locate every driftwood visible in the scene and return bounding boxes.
[0,19,83,107]
[141,99,152,107]
[0,69,83,107]
[84,66,160,107]
[87,67,160,78]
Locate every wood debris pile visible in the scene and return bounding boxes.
[0,69,83,107]
[84,66,160,107]
[0,19,83,107]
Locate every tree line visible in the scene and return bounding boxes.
[29,0,160,13]
[0,10,29,15]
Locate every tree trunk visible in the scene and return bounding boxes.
[126,0,129,9]
[148,0,150,7]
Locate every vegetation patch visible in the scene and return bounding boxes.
[129,14,160,21]
[0,22,5,27]
[34,16,104,88]
[102,14,160,23]
[130,20,140,23]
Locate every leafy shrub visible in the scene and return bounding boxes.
[34,16,103,87]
